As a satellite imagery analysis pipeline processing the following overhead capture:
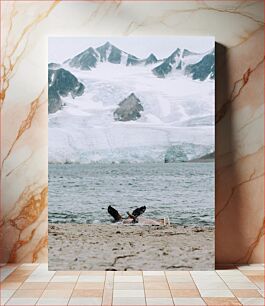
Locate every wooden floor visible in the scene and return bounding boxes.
[0,263,264,305]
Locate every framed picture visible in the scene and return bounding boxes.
[48,37,215,270]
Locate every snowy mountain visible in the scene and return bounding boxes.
[152,48,214,79]
[152,48,183,78]
[65,42,159,70]
[145,53,158,65]
[48,67,85,113]
[48,42,215,163]
[63,42,214,80]
[185,50,215,81]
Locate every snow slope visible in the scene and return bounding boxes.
[49,59,214,163]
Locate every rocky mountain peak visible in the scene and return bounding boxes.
[114,93,144,121]
[127,92,138,100]
[48,67,85,113]
[102,41,111,48]
[145,53,158,65]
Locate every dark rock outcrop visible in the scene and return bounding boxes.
[126,54,141,66]
[114,93,144,121]
[185,50,215,81]
[189,151,215,162]
[48,68,85,113]
[48,62,61,69]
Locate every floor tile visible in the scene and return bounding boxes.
[80,271,106,276]
[8,270,32,276]
[255,282,264,290]
[145,290,172,298]
[219,275,251,282]
[146,297,174,305]
[143,271,165,276]
[173,297,206,305]
[217,269,245,276]
[12,290,44,298]
[36,298,69,305]
[0,282,22,290]
[0,289,15,299]
[144,282,169,290]
[113,289,145,297]
[170,289,200,297]
[203,297,242,305]
[3,275,28,283]
[144,276,167,282]
[1,297,10,305]
[168,282,197,290]
[165,271,190,276]
[247,276,264,283]
[238,297,265,305]
[237,265,264,271]
[19,282,48,290]
[199,289,234,297]
[75,282,104,290]
[105,271,115,278]
[225,282,258,289]
[71,289,103,297]
[102,289,112,306]
[68,297,102,305]
[45,282,76,290]
[215,264,236,269]
[38,264,49,269]
[258,290,265,297]
[18,264,38,270]
[1,263,263,305]
[50,275,78,282]
[78,275,105,282]
[114,282,144,290]
[6,297,39,305]
[115,271,142,276]
[104,281,114,290]
[0,266,19,281]
[55,271,80,276]
[167,275,193,283]
[0,290,15,305]
[232,289,262,298]
[112,296,146,305]
[191,271,218,277]
[114,275,143,283]
[240,270,264,276]
[25,275,55,283]
[195,281,228,290]
[40,290,72,298]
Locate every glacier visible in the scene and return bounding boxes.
[48,56,214,163]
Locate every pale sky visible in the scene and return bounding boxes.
[48,36,214,63]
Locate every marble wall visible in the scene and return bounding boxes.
[1,0,264,264]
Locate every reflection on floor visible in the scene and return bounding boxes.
[0,264,264,305]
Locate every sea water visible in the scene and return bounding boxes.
[48,162,214,226]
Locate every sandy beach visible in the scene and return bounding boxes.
[48,224,214,270]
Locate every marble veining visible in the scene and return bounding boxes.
[0,0,264,264]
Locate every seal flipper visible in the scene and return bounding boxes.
[108,205,122,222]
[132,206,146,217]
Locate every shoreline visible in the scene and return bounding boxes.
[48,160,214,165]
[49,223,214,271]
